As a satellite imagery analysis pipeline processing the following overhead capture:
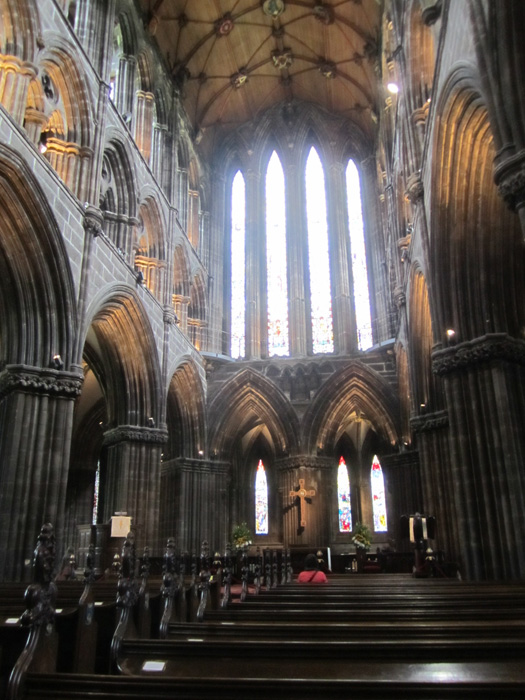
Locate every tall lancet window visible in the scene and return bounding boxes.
[371,455,387,531]
[231,170,246,358]
[306,147,334,353]
[337,457,352,532]
[346,160,372,350]
[266,151,289,356]
[255,459,269,534]
[92,461,101,525]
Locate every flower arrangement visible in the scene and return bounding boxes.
[231,522,253,550]
[352,522,372,550]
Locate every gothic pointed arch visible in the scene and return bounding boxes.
[0,0,39,60]
[208,367,300,458]
[0,144,77,368]
[405,0,435,117]
[395,342,412,445]
[407,266,442,413]
[64,367,106,538]
[100,133,138,256]
[82,285,162,427]
[302,360,401,453]
[101,132,138,215]
[136,47,155,93]
[38,35,93,145]
[188,271,207,350]
[430,67,525,342]
[165,356,206,460]
[135,195,167,298]
[173,243,191,297]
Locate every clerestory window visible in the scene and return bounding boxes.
[229,146,371,358]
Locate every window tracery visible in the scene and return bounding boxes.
[337,456,352,532]
[371,455,387,532]
[227,115,371,359]
[231,170,246,358]
[255,460,269,535]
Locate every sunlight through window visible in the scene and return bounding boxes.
[266,151,289,356]
[255,460,269,534]
[231,170,246,358]
[371,455,387,531]
[337,457,352,532]
[306,148,334,354]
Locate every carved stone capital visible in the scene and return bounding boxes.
[412,104,430,128]
[163,457,229,476]
[393,285,406,308]
[0,54,38,78]
[83,205,104,237]
[410,410,449,433]
[405,171,424,203]
[0,364,83,401]
[103,424,169,447]
[275,455,334,472]
[432,333,525,376]
[494,151,525,211]
[163,306,177,325]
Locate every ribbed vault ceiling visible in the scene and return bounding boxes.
[139,1,382,149]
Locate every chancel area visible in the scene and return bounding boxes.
[1,0,525,618]
[2,1,525,695]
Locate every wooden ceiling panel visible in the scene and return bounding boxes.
[139,1,381,150]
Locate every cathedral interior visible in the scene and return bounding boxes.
[1,0,525,583]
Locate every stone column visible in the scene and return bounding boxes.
[411,103,430,161]
[326,160,356,354]
[207,172,226,354]
[134,90,155,163]
[22,107,48,146]
[102,424,168,556]
[160,458,230,555]
[360,156,394,342]
[172,294,190,335]
[0,55,37,125]
[115,55,136,119]
[379,450,421,551]
[277,456,333,548]
[187,189,200,249]
[73,0,116,75]
[177,167,188,233]
[432,334,525,580]
[495,153,525,243]
[410,411,460,562]
[0,365,83,581]
[151,123,168,188]
[199,209,211,269]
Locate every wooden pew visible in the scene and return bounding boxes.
[10,549,525,699]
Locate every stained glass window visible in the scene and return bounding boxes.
[337,456,352,532]
[92,461,100,526]
[231,170,246,358]
[266,151,289,356]
[346,160,372,350]
[371,455,387,531]
[255,459,269,534]
[306,147,334,354]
